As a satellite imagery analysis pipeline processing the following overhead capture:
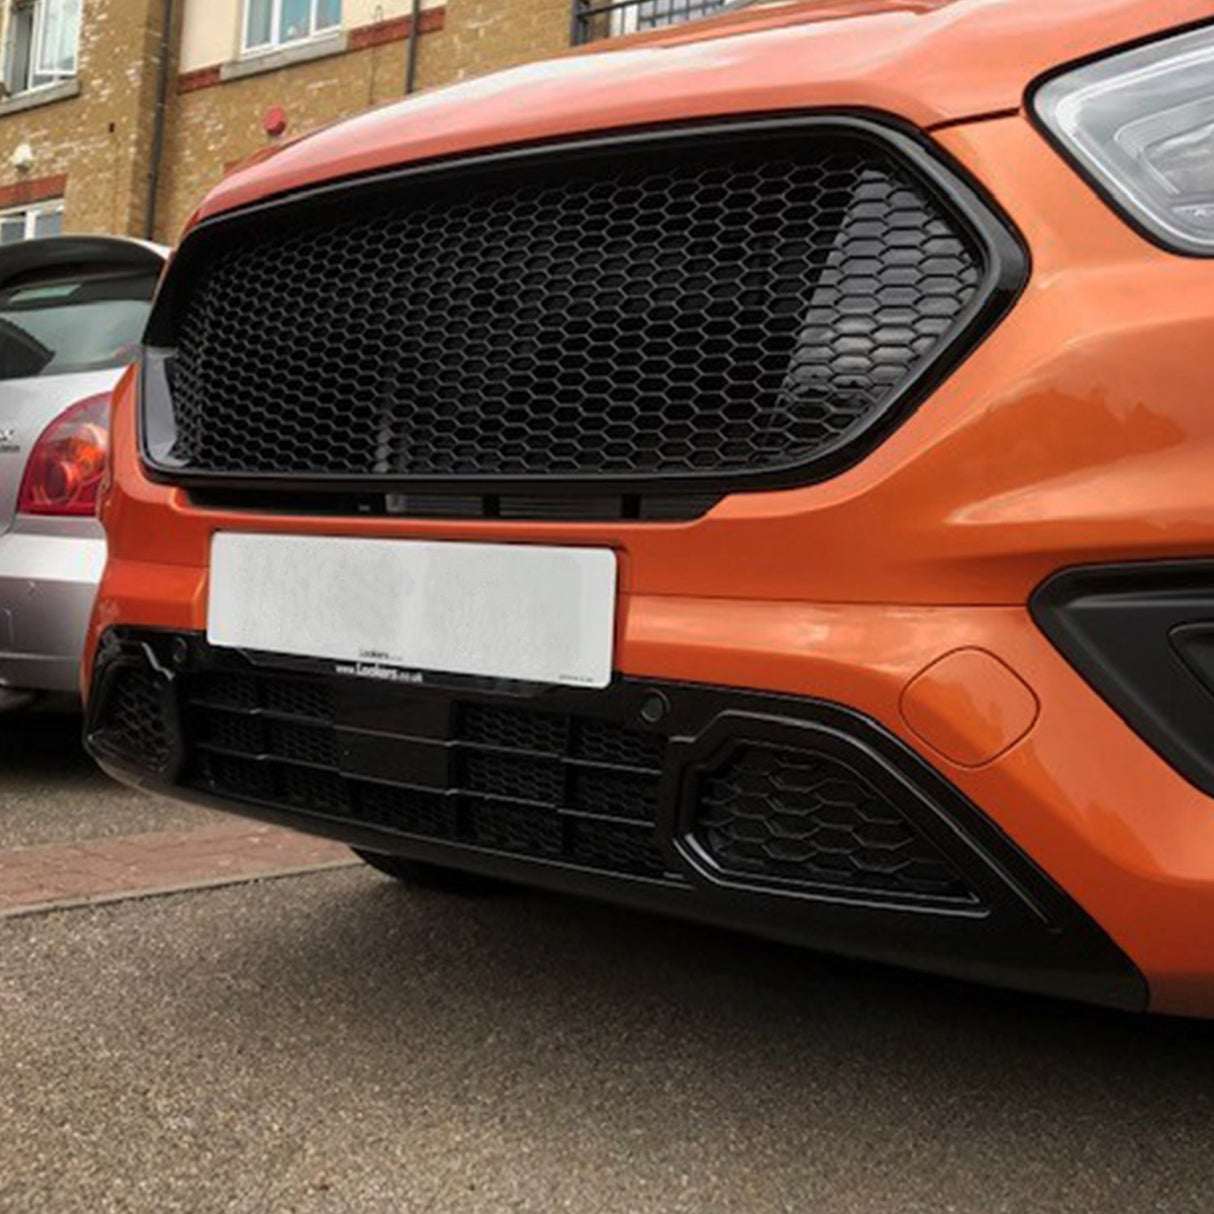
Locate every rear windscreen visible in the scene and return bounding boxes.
[0,269,159,381]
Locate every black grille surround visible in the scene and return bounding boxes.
[141,117,1027,516]
[86,629,1142,1010]
[694,742,977,904]
[93,665,174,772]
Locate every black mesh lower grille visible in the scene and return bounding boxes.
[692,743,976,903]
[84,632,1151,1010]
[179,670,673,881]
[95,667,172,771]
[89,641,988,906]
[143,120,1016,505]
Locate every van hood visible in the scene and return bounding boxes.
[199,0,1212,222]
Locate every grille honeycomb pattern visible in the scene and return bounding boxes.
[200,709,264,754]
[569,820,667,877]
[462,751,564,804]
[191,672,258,710]
[264,679,334,721]
[280,764,347,814]
[571,768,657,822]
[162,136,985,488]
[198,751,275,801]
[267,720,338,767]
[164,668,673,879]
[574,718,666,769]
[98,667,172,769]
[360,784,459,838]
[459,703,567,753]
[694,744,976,903]
[470,803,564,858]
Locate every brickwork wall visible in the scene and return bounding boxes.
[0,0,171,238]
[158,17,428,243]
[422,0,573,85]
[158,0,575,243]
[0,0,585,246]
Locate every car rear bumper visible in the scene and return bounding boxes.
[0,523,105,698]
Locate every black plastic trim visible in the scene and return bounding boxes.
[1033,559,1214,799]
[87,640,186,782]
[676,715,987,911]
[138,112,1029,504]
[85,628,1144,1011]
[185,486,723,523]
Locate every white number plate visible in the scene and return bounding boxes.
[207,533,618,689]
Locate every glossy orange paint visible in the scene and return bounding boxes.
[89,0,1214,1013]
[899,649,1039,768]
[196,0,1212,225]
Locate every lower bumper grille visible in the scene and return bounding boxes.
[184,668,672,881]
[82,629,1147,1010]
[94,665,174,771]
[87,630,999,906]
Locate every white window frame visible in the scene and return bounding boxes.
[242,0,341,56]
[3,0,81,97]
[0,199,64,244]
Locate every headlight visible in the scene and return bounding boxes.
[1035,24,1214,255]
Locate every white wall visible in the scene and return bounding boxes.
[180,0,242,73]
[180,0,441,73]
[345,0,414,27]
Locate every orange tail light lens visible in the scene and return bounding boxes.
[18,392,112,517]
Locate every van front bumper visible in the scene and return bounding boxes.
[85,615,1159,1014]
[83,113,1214,1016]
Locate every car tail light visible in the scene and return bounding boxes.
[18,393,112,517]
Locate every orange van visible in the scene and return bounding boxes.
[85,0,1214,1015]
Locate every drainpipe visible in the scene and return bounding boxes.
[144,0,174,241]
[405,0,422,95]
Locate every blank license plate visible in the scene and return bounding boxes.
[207,533,618,689]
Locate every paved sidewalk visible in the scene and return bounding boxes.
[0,713,356,917]
[0,822,355,917]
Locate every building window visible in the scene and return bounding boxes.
[4,0,81,95]
[0,199,63,244]
[573,0,732,44]
[244,0,341,54]
[613,0,730,34]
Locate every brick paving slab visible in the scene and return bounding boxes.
[0,822,357,917]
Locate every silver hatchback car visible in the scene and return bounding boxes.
[0,236,167,711]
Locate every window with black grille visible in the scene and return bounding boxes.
[572,0,733,44]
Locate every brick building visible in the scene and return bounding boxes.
[0,0,732,247]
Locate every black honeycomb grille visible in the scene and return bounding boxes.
[87,638,996,908]
[693,743,977,903]
[459,703,566,754]
[173,669,674,881]
[153,126,993,493]
[96,667,172,770]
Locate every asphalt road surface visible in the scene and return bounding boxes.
[3,714,1214,1214]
